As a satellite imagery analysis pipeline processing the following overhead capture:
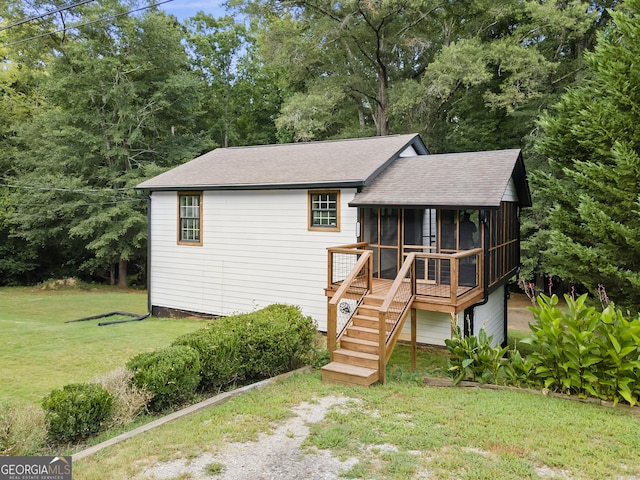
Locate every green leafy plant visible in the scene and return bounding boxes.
[520,293,640,405]
[445,327,509,385]
[502,349,538,388]
[593,305,640,406]
[520,294,601,396]
[42,383,113,443]
[127,345,201,412]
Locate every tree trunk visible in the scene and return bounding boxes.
[118,259,128,288]
[110,264,116,286]
[376,65,389,136]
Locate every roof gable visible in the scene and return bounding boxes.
[137,134,427,191]
[349,149,531,208]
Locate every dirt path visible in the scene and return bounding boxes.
[508,292,536,332]
[139,396,360,480]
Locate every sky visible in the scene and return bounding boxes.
[158,0,229,22]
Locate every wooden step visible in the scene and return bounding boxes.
[352,314,379,329]
[333,348,379,369]
[355,304,381,318]
[352,315,396,331]
[321,362,379,386]
[362,294,384,306]
[340,336,379,355]
[346,325,379,342]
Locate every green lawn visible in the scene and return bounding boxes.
[0,287,206,406]
[5,287,640,479]
[73,370,640,480]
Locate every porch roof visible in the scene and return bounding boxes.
[137,134,428,191]
[349,149,531,208]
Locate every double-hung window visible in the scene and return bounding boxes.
[178,192,202,245]
[309,191,339,231]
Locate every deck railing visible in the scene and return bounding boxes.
[326,244,372,354]
[411,248,483,303]
[378,252,416,384]
[327,242,369,286]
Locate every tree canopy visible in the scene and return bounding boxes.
[0,0,631,292]
[536,0,640,308]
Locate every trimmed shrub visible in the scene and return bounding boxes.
[173,324,245,390]
[174,304,317,391]
[94,367,153,427]
[42,383,113,443]
[240,304,316,379]
[0,402,47,455]
[127,345,201,411]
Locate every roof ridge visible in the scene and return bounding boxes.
[219,133,419,151]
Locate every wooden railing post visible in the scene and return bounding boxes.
[378,310,387,385]
[327,302,337,360]
[450,256,459,304]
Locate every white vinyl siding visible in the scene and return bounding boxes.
[399,145,418,157]
[473,286,506,346]
[502,178,518,202]
[397,310,462,346]
[149,189,358,330]
[396,288,506,347]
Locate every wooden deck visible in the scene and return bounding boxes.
[327,278,483,314]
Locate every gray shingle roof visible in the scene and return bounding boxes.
[350,149,531,208]
[137,134,427,190]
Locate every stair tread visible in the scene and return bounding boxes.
[341,336,377,346]
[322,362,378,376]
[348,325,379,334]
[334,348,379,360]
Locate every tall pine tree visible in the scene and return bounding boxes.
[536,0,640,308]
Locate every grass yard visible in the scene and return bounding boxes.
[73,369,640,480]
[0,286,206,406]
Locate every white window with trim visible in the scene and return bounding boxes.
[309,190,339,231]
[178,192,202,245]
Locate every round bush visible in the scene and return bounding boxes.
[42,383,113,443]
[126,345,201,411]
[240,304,316,379]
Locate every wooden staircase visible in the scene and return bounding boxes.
[321,294,393,386]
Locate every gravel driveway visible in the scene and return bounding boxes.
[139,396,359,480]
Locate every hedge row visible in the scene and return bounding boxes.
[37,304,316,445]
[173,304,317,390]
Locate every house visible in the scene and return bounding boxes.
[136,134,531,386]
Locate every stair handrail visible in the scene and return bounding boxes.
[378,252,416,384]
[327,249,372,355]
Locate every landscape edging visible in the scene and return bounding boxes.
[72,366,313,461]
[423,376,640,415]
